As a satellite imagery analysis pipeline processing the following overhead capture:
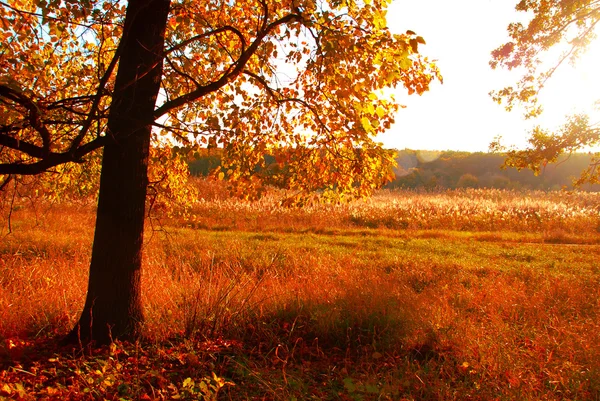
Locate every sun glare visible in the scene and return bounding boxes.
[378,1,600,152]
[536,36,600,129]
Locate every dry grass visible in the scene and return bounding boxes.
[1,182,600,400]
[186,181,600,240]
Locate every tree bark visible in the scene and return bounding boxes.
[66,0,171,345]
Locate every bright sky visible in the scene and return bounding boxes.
[377,0,600,152]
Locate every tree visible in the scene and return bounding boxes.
[0,0,441,344]
[490,0,600,185]
[456,173,479,189]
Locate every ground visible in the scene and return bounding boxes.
[1,185,599,400]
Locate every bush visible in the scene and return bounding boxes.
[457,173,479,188]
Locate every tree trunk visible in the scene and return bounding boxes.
[66,0,171,345]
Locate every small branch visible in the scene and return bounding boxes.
[537,21,599,91]
[46,95,97,110]
[554,5,600,39]
[258,0,269,31]
[7,177,17,234]
[0,85,52,155]
[153,121,204,136]
[69,35,124,153]
[165,25,247,56]
[165,56,201,87]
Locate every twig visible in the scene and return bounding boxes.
[7,177,17,233]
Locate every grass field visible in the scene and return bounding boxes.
[1,183,600,400]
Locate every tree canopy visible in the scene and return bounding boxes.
[0,0,441,343]
[1,0,441,201]
[490,0,600,185]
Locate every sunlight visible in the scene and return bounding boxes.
[535,35,600,128]
[379,0,600,152]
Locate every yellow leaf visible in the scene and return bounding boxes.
[373,10,386,30]
[360,117,374,133]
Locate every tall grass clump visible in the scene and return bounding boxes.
[142,240,277,340]
[0,205,94,339]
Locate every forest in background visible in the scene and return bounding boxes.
[186,149,600,192]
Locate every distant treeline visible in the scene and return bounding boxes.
[184,148,600,191]
[389,150,600,191]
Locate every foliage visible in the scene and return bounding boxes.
[147,145,198,219]
[456,173,479,188]
[0,144,196,219]
[0,339,234,400]
[0,0,441,202]
[490,0,600,184]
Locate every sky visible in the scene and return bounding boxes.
[376,0,600,152]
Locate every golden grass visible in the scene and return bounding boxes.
[1,183,599,400]
[185,181,600,240]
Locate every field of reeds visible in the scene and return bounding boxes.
[1,180,600,400]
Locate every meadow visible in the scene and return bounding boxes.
[1,181,600,400]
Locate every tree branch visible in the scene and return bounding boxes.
[0,133,47,159]
[537,19,600,91]
[165,25,247,55]
[165,56,201,87]
[0,136,106,175]
[68,33,124,153]
[154,13,303,119]
[0,85,52,155]
[258,0,269,31]
[243,70,330,133]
